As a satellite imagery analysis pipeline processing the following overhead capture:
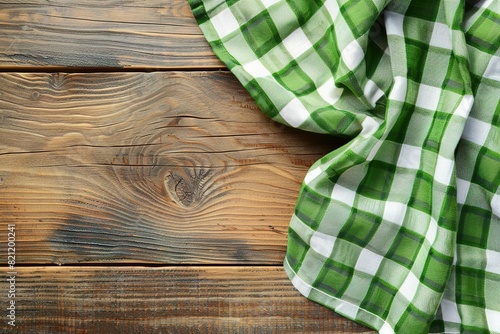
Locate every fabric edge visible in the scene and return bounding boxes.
[284,255,393,334]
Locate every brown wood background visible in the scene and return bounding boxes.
[0,1,374,333]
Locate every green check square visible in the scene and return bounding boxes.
[444,56,469,95]
[421,249,453,292]
[424,111,452,153]
[429,319,445,334]
[357,161,396,201]
[386,103,415,142]
[338,209,381,247]
[409,170,433,214]
[406,39,430,83]
[438,186,457,230]
[461,325,490,334]
[190,3,209,25]
[313,108,357,136]
[286,0,322,25]
[244,79,279,118]
[457,205,491,248]
[459,304,491,334]
[456,267,485,307]
[327,150,366,181]
[365,36,386,78]
[472,147,500,193]
[340,73,364,97]
[314,258,354,296]
[465,9,500,55]
[470,73,483,96]
[492,102,500,125]
[315,29,340,74]
[386,227,424,268]
[395,303,433,333]
[286,228,310,271]
[273,60,316,96]
[208,40,240,69]
[241,12,280,58]
[361,277,397,318]
[341,0,379,38]
[295,186,330,230]
[405,0,441,22]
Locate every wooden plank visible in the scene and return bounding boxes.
[0,72,345,264]
[2,266,373,333]
[0,0,222,69]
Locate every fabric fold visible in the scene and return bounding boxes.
[189,0,500,332]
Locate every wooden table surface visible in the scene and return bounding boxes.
[0,1,375,333]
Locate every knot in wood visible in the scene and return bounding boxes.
[174,177,194,206]
[164,169,210,208]
[49,73,67,90]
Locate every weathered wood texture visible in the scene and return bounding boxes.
[0,72,343,265]
[0,266,373,333]
[0,1,370,331]
[0,0,222,69]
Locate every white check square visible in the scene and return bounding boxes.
[434,155,454,185]
[454,94,473,118]
[283,28,313,59]
[456,178,471,204]
[486,309,500,333]
[292,275,312,297]
[429,23,452,49]
[304,165,323,185]
[483,56,500,81]
[337,303,359,319]
[324,0,340,21]
[279,98,309,127]
[355,248,383,276]
[280,98,309,127]
[389,76,407,102]
[243,59,271,78]
[385,12,404,37]
[382,201,407,226]
[210,8,240,39]
[261,0,280,8]
[400,272,419,301]
[331,184,356,207]
[318,78,343,105]
[492,193,500,218]
[416,84,441,111]
[397,144,422,170]
[426,217,438,245]
[462,117,490,146]
[310,232,336,257]
[342,40,364,70]
[486,249,500,275]
[441,299,461,323]
[363,79,385,107]
[360,116,380,137]
[379,322,395,334]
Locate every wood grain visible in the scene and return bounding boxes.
[0,72,345,265]
[1,266,372,333]
[0,0,222,69]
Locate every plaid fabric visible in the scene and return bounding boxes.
[189,0,500,332]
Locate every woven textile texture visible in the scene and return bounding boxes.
[189,0,500,332]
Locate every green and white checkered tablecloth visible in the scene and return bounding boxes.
[189,0,500,332]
